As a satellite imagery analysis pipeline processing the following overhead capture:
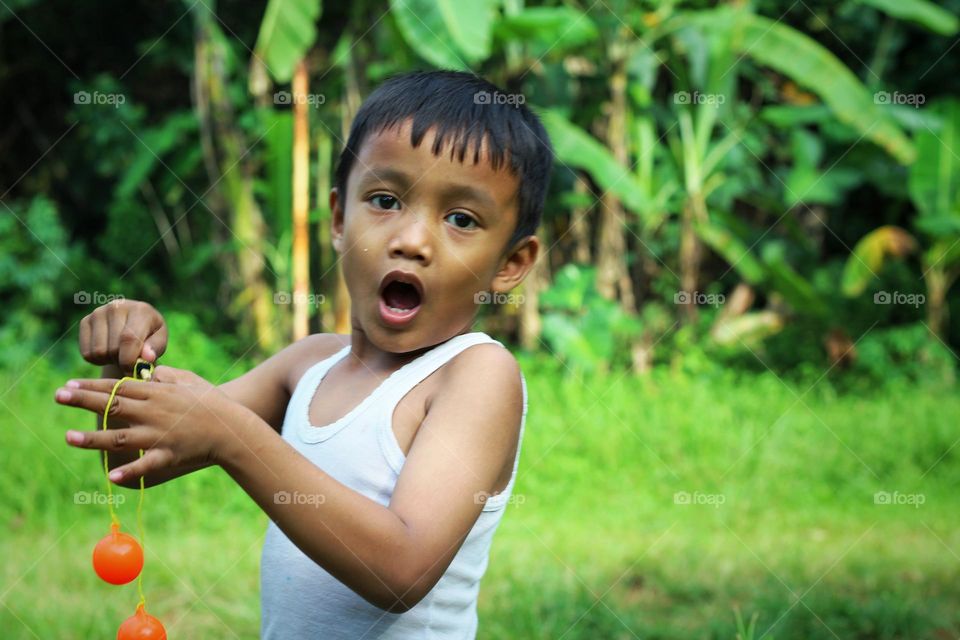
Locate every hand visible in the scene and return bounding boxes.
[56,365,248,483]
[79,300,168,372]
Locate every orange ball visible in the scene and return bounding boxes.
[93,523,143,585]
[117,603,166,640]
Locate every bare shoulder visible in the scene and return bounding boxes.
[280,332,351,394]
[218,332,350,433]
[435,342,524,420]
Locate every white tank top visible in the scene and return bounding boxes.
[260,331,527,639]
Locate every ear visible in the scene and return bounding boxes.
[490,235,540,294]
[330,188,345,254]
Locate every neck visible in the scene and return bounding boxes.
[345,321,475,374]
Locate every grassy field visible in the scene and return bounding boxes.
[1,354,957,639]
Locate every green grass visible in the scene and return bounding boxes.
[1,356,958,639]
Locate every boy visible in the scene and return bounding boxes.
[55,70,553,638]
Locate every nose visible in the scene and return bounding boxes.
[387,213,433,265]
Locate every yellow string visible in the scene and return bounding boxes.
[101,358,154,609]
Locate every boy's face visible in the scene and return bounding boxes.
[330,120,538,354]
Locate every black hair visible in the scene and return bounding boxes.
[334,70,553,247]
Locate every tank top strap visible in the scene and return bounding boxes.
[289,342,351,416]
[377,331,503,408]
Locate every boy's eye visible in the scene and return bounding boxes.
[444,211,478,230]
[370,194,400,210]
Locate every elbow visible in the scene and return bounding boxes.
[354,526,440,612]
[376,597,417,614]
[372,591,424,614]
[368,563,434,613]
[369,580,426,613]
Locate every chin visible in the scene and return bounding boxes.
[364,324,431,354]
[369,320,467,355]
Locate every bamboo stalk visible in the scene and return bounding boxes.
[292,60,311,341]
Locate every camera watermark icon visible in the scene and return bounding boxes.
[474,491,526,506]
[873,491,925,508]
[273,91,326,107]
[674,91,725,106]
[474,291,525,305]
[873,291,924,308]
[274,490,326,508]
[473,91,526,107]
[74,291,125,305]
[74,491,126,506]
[274,291,326,307]
[74,90,126,108]
[673,491,725,508]
[874,91,925,108]
[673,290,725,308]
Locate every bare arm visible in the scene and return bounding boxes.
[76,299,346,489]
[105,334,345,489]
[216,343,523,611]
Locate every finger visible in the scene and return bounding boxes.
[62,378,153,399]
[151,365,176,383]
[152,365,199,385]
[118,312,154,369]
[106,303,126,369]
[90,308,111,365]
[107,448,174,484]
[65,426,154,453]
[54,385,146,417]
[79,315,92,362]
[143,321,168,361]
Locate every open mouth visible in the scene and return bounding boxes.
[378,270,424,326]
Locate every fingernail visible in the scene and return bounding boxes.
[66,430,83,444]
[109,470,123,481]
[56,389,72,402]
[66,380,80,388]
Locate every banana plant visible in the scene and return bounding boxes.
[389,0,498,69]
[856,0,959,36]
[251,0,322,85]
[844,98,960,337]
[542,2,917,329]
[192,0,282,350]
[249,0,324,339]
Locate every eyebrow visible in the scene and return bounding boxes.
[355,167,498,213]
[354,167,414,192]
[436,183,497,213]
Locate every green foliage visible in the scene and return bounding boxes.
[6,0,960,375]
[258,109,295,239]
[493,7,598,60]
[0,196,71,313]
[856,0,960,36]
[114,112,199,201]
[852,322,956,387]
[540,265,642,373]
[843,98,960,323]
[253,0,323,83]
[389,0,497,68]
[0,0,36,22]
[695,218,767,285]
[715,9,916,163]
[0,196,79,368]
[541,109,659,220]
[782,129,862,207]
[841,226,917,296]
[910,99,960,238]
[159,310,257,381]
